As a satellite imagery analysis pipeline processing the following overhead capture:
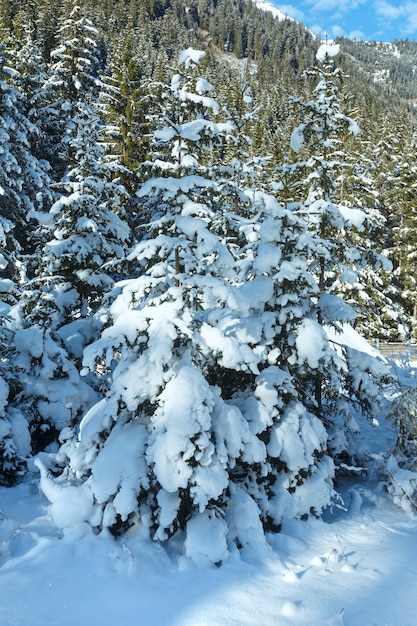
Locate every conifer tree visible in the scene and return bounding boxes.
[25,1,131,329]
[37,49,342,552]
[10,3,130,472]
[41,0,102,181]
[47,49,264,546]
[0,312,24,486]
[374,120,417,333]
[35,0,61,62]
[0,41,52,290]
[363,115,413,339]
[28,100,131,326]
[286,43,391,440]
[99,25,155,201]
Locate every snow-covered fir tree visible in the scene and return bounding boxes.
[48,49,259,548]
[8,323,98,462]
[34,49,356,558]
[0,307,24,486]
[11,26,57,177]
[287,43,392,428]
[343,113,409,341]
[25,100,131,328]
[0,41,52,291]
[23,1,131,330]
[374,121,417,336]
[40,0,102,181]
[99,24,156,200]
[0,39,59,483]
[3,4,130,479]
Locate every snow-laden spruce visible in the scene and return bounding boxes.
[34,47,393,563]
[0,40,63,482]
[28,99,131,324]
[23,5,131,328]
[36,50,328,557]
[1,3,130,477]
[0,315,24,486]
[43,188,336,550]
[0,41,53,291]
[288,43,392,427]
[0,311,98,485]
[40,2,102,182]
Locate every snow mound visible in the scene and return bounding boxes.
[35,458,94,530]
[185,510,228,565]
[178,47,205,68]
[316,43,340,61]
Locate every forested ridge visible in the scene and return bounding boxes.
[1,0,417,559]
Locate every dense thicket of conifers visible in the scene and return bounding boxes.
[1,0,417,540]
[0,0,416,328]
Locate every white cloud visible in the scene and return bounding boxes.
[306,0,367,12]
[308,23,327,36]
[348,29,367,39]
[272,0,417,39]
[305,0,341,9]
[323,23,366,41]
[329,24,346,37]
[275,4,305,21]
[374,1,417,35]
[374,1,402,19]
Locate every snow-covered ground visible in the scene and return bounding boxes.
[1,320,415,625]
[1,410,417,626]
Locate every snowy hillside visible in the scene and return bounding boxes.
[253,0,294,22]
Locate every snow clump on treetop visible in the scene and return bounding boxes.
[316,42,340,62]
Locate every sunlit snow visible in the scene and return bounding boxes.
[316,43,340,62]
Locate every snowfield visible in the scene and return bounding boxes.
[1,411,417,626]
[1,474,417,625]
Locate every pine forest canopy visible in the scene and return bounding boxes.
[0,0,416,562]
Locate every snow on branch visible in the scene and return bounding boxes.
[316,43,340,62]
[178,48,205,68]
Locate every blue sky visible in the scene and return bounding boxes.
[271,1,417,41]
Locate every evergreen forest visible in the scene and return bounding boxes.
[2,0,417,559]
